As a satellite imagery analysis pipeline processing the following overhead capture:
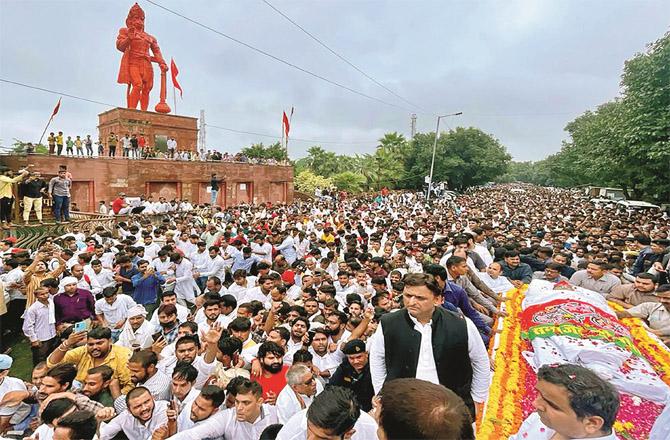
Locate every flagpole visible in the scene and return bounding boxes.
[38,116,54,146]
[39,97,62,145]
[173,85,177,115]
[286,106,293,161]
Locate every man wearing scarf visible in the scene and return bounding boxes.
[116,305,154,350]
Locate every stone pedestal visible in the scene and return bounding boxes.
[98,108,198,153]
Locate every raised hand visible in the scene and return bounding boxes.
[96,407,116,422]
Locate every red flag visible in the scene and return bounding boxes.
[282,111,290,138]
[170,58,183,98]
[50,98,61,119]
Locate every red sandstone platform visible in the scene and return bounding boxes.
[98,108,198,152]
[0,155,293,211]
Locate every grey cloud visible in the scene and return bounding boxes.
[1,0,668,161]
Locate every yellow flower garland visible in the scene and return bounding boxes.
[477,285,527,439]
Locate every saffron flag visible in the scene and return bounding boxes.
[51,98,61,119]
[171,58,183,98]
[282,111,290,138]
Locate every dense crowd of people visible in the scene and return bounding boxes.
[0,183,667,439]
[17,132,285,165]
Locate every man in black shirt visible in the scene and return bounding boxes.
[130,134,139,160]
[20,172,47,225]
[329,339,374,412]
[210,173,220,207]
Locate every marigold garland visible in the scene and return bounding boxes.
[476,291,670,440]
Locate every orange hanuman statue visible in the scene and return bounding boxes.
[116,3,169,112]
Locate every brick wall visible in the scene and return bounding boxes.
[0,155,293,212]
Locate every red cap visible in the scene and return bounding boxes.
[281,270,295,285]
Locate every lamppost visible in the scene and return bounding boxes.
[426,112,462,202]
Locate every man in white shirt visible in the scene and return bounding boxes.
[87,260,116,291]
[156,334,217,389]
[198,246,226,284]
[0,354,29,433]
[478,261,515,294]
[22,287,58,365]
[99,387,168,440]
[251,235,273,263]
[174,385,226,433]
[95,287,137,341]
[140,235,161,261]
[168,380,278,440]
[368,273,490,418]
[308,328,340,382]
[227,270,254,301]
[241,275,273,304]
[189,242,210,289]
[150,251,174,278]
[71,264,102,297]
[149,291,190,328]
[276,386,378,440]
[276,364,321,423]
[510,363,621,440]
[167,254,198,306]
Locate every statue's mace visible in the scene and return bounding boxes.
[155,69,171,114]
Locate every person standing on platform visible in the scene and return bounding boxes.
[121,133,131,158]
[167,137,177,159]
[84,135,93,157]
[210,173,220,207]
[20,171,47,225]
[48,167,72,224]
[56,131,64,156]
[65,136,74,156]
[130,134,139,159]
[0,167,29,229]
[107,132,117,157]
[47,132,56,155]
[74,136,84,157]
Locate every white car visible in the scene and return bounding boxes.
[616,200,660,210]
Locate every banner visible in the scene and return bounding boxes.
[520,298,640,355]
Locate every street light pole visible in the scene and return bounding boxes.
[427,111,462,203]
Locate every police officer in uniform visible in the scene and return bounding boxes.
[329,339,375,412]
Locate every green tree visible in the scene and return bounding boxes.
[331,171,367,193]
[11,139,48,154]
[542,31,669,201]
[405,127,511,190]
[303,146,339,177]
[241,142,287,161]
[295,170,332,194]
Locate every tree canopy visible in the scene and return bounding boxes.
[293,129,511,193]
[498,31,669,202]
[241,142,287,161]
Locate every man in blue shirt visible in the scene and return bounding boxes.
[425,264,491,344]
[116,255,139,296]
[500,250,534,287]
[231,246,260,273]
[131,259,165,316]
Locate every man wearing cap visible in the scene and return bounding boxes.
[116,305,154,350]
[0,354,30,433]
[54,276,96,329]
[329,339,374,412]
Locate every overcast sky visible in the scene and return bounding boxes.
[1,0,667,160]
